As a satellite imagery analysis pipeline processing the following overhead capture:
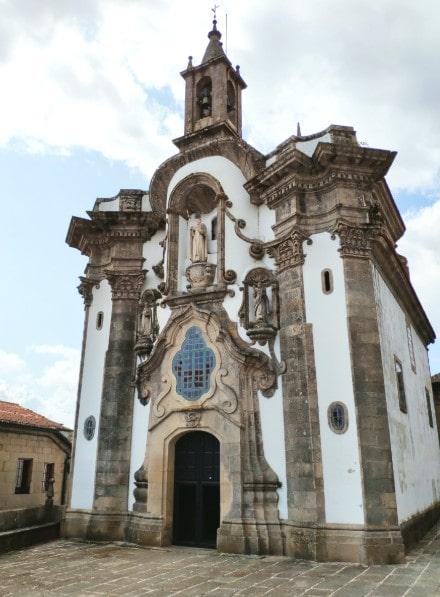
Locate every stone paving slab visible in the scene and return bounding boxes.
[0,521,439,596]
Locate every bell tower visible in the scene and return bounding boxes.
[180,18,246,138]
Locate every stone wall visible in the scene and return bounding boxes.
[0,429,68,510]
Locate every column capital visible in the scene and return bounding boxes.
[77,276,100,307]
[331,220,376,259]
[105,270,145,301]
[267,228,311,272]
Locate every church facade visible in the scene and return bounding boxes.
[64,21,440,564]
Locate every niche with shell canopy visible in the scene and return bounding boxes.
[165,173,233,295]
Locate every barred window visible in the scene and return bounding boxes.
[172,327,215,401]
[15,458,33,494]
[394,358,407,413]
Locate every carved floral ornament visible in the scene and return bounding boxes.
[105,270,145,300]
[266,228,312,273]
[331,221,377,259]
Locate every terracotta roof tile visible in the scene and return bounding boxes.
[0,401,69,430]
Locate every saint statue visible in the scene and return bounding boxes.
[140,304,153,337]
[254,283,270,325]
[189,216,208,263]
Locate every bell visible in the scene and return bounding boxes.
[201,95,209,105]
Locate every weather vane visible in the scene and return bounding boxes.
[211,4,220,20]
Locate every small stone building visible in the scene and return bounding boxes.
[65,19,440,565]
[0,401,71,509]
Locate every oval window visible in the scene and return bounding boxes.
[83,415,96,440]
[328,402,348,434]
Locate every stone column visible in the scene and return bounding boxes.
[269,230,325,559]
[337,222,404,563]
[92,271,144,526]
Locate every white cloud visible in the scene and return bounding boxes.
[398,199,440,372]
[0,350,26,374]
[0,0,439,191]
[0,344,80,427]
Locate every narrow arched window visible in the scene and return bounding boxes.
[211,216,218,241]
[321,269,333,294]
[96,312,104,330]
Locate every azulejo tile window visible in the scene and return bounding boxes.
[172,326,215,401]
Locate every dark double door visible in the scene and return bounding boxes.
[173,431,220,548]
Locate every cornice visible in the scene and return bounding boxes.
[66,211,164,256]
[245,143,396,207]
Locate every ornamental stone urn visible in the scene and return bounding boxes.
[186,262,217,290]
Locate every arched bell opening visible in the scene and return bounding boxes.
[172,431,220,548]
[196,76,213,119]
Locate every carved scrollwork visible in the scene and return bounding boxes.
[266,228,311,272]
[105,270,145,300]
[217,368,238,414]
[77,276,100,307]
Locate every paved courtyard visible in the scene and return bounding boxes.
[1,523,440,596]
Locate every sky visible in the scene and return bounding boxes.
[0,0,439,428]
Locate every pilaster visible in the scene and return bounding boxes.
[269,228,325,559]
[337,222,404,563]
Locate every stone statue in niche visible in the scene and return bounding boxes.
[189,215,208,263]
[254,282,270,325]
[185,213,216,290]
[135,289,161,359]
[239,268,280,346]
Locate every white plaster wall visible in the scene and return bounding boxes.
[128,391,151,511]
[71,280,112,509]
[303,232,365,524]
[374,268,440,522]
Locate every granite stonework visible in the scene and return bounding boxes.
[64,19,439,565]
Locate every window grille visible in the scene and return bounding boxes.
[394,358,407,413]
[328,402,348,433]
[172,326,215,401]
[42,463,55,492]
[426,388,434,428]
[15,458,33,494]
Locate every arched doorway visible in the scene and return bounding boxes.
[173,431,220,548]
